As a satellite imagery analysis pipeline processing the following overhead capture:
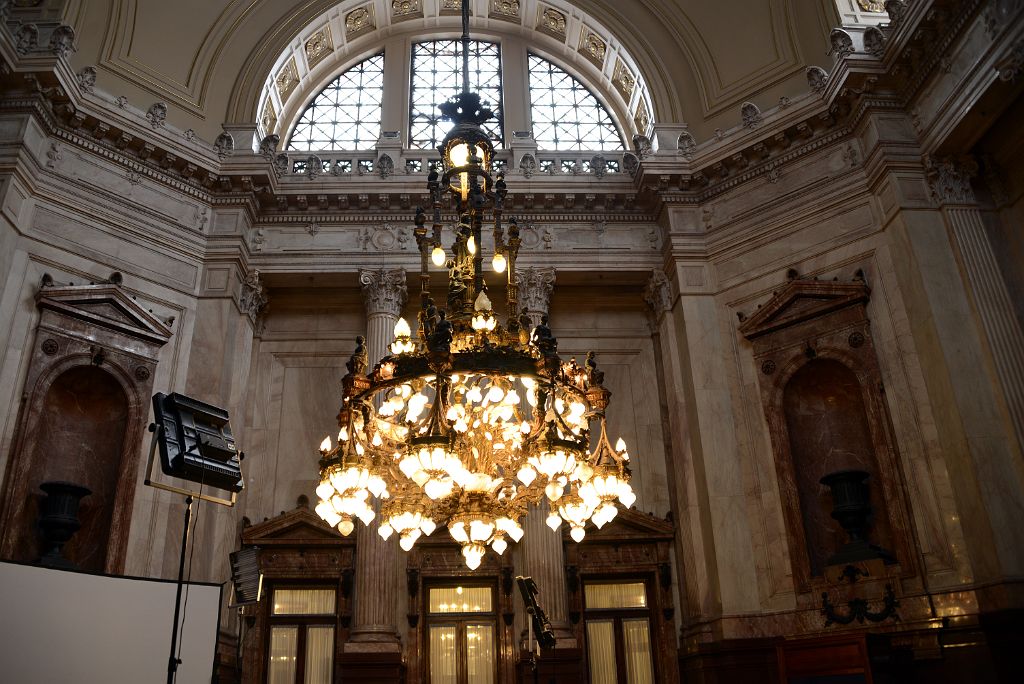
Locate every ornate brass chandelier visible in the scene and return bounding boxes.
[313,0,635,569]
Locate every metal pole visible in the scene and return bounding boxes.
[167,495,194,684]
[461,0,470,94]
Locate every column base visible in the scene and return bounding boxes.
[337,650,406,683]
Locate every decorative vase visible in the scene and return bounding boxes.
[37,480,92,570]
[820,470,894,566]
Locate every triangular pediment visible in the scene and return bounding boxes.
[739,279,870,340]
[563,507,674,545]
[242,508,349,546]
[37,283,173,344]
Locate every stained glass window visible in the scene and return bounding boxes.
[287,53,385,151]
[410,40,503,150]
[528,54,624,151]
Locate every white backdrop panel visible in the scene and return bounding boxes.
[0,562,221,684]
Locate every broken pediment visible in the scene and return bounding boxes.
[739,278,870,340]
[36,281,173,345]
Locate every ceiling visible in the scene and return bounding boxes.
[65,0,840,141]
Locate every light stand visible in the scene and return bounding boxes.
[517,576,556,684]
[144,393,245,684]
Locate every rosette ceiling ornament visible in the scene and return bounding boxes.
[313,0,635,570]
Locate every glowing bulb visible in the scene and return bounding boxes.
[319,436,331,453]
[619,490,636,508]
[378,523,394,540]
[394,317,411,339]
[517,465,537,486]
[400,534,417,551]
[491,537,508,555]
[492,252,506,273]
[431,245,446,267]
[337,519,355,536]
[467,235,477,255]
[450,143,470,167]
[570,526,586,542]
[474,290,492,312]
[615,438,627,452]
[546,512,562,530]
[421,518,437,536]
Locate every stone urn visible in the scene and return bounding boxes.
[820,470,894,566]
[37,481,92,570]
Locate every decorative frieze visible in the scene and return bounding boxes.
[578,26,607,69]
[345,5,376,39]
[304,24,334,70]
[489,0,519,22]
[275,57,299,102]
[537,6,567,39]
[612,59,636,101]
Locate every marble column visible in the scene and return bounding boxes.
[345,268,407,652]
[513,268,576,646]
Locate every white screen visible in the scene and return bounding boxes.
[0,562,222,684]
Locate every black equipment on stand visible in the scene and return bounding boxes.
[145,393,245,684]
[517,576,556,684]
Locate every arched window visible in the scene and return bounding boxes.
[528,54,624,151]
[410,40,504,150]
[287,53,385,151]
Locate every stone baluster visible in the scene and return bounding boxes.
[346,268,407,653]
[513,268,576,646]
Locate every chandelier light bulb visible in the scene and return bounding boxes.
[491,537,507,555]
[421,518,437,536]
[462,543,485,570]
[615,437,627,452]
[394,317,411,339]
[492,252,506,273]
[570,526,586,543]
[379,523,394,540]
[337,518,355,536]
[619,489,636,508]
[315,482,334,500]
[546,512,562,530]
[467,235,477,255]
[319,436,332,453]
[432,245,446,267]
[517,465,537,486]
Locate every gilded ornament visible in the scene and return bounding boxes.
[578,28,607,68]
[537,7,567,38]
[489,0,519,21]
[633,98,650,133]
[304,25,334,70]
[857,0,885,12]
[612,59,635,101]
[261,97,277,134]
[345,5,376,40]
[392,0,423,19]
[275,57,299,102]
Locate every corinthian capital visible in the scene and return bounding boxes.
[359,268,407,318]
[925,155,979,206]
[515,268,556,327]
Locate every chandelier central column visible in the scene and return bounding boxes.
[345,268,407,650]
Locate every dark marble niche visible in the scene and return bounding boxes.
[0,278,172,573]
[11,366,128,571]
[783,359,895,577]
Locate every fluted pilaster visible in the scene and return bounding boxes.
[512,267,574,646]
[927,157,1024,447]
[347,268,407,651]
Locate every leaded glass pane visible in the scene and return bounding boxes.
[288,53,384,151]
[410,40,503,150]
[528,54,624,151]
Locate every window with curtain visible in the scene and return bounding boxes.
[267,587,337,684]
[427,585,496,684]
[287,53,385,151]
[528,53,624,152]
[583,581,656,684]
[410,40,504,150]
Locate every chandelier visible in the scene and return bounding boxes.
[313,0,635,569]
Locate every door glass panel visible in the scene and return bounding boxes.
[272,588,336,615]
[622,618,655,684]
[429,586,492,613]
[304,625,334,684]
[268,625,298,684]
[466,623,495,684]
[586,620,617,684]
[584,582,647,609]
[429,624,458,684]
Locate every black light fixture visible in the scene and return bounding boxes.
[229,547,263,607]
